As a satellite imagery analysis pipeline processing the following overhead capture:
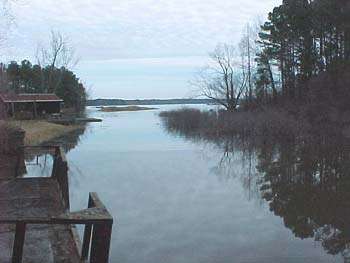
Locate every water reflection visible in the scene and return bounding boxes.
[24,126,87,177]
[162,118,350,261]
[257,134,350,260]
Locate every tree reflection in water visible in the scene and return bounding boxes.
[162,119,350,260]
[258,133,350,260]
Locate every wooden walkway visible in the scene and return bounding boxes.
[0,146,113,263]
[0,178,80,262]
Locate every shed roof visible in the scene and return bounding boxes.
[0,93,63,103]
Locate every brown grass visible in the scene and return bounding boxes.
[99,106,157,112]
[159,107,309,140]
[8,120,82,145]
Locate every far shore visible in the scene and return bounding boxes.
[8,120,83,146]
[99,106,158,112]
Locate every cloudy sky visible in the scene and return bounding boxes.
[4,0,281,99]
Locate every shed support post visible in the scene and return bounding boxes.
[11,102,15,118]
[33,101,37,119]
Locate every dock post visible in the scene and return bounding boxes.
[81,224,93,260]
[81,195,93,260]
[89,222,113,263]
[12,222,26,263]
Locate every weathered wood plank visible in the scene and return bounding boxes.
[0,146,113,262]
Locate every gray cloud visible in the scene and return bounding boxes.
[5,0,281,61]
[2,0,282,99]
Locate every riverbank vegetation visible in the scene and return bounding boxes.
[163,0,350,138]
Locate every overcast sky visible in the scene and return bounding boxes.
[3,0,281,99]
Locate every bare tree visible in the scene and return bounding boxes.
[193,44,247,111]
[238,20,261,104]
[36,30,78,93]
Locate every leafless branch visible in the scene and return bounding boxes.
[36,30,79,92]
[192,43,247,111]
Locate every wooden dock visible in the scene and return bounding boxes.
[48,117,103,125]
[0,145,113,263]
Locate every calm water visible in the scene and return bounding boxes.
[26,105,345,262]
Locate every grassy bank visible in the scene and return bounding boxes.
[8,120,83,145]
[99,106,157,112]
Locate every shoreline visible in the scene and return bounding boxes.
[8,120,84,146]
[159,106,350,141]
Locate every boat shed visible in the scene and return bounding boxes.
[0,93,63,119]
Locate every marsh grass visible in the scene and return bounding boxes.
[159,107,309,140]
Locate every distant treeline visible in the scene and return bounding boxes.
[0,60,87,112]
[87,98,214,106]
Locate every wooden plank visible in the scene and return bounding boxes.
[0,178,65,223]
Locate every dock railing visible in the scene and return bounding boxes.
[51,192,113,263]
[9,145,114,263]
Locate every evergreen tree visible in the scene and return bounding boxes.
[255,0,350,106]
[2,61,87,112]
